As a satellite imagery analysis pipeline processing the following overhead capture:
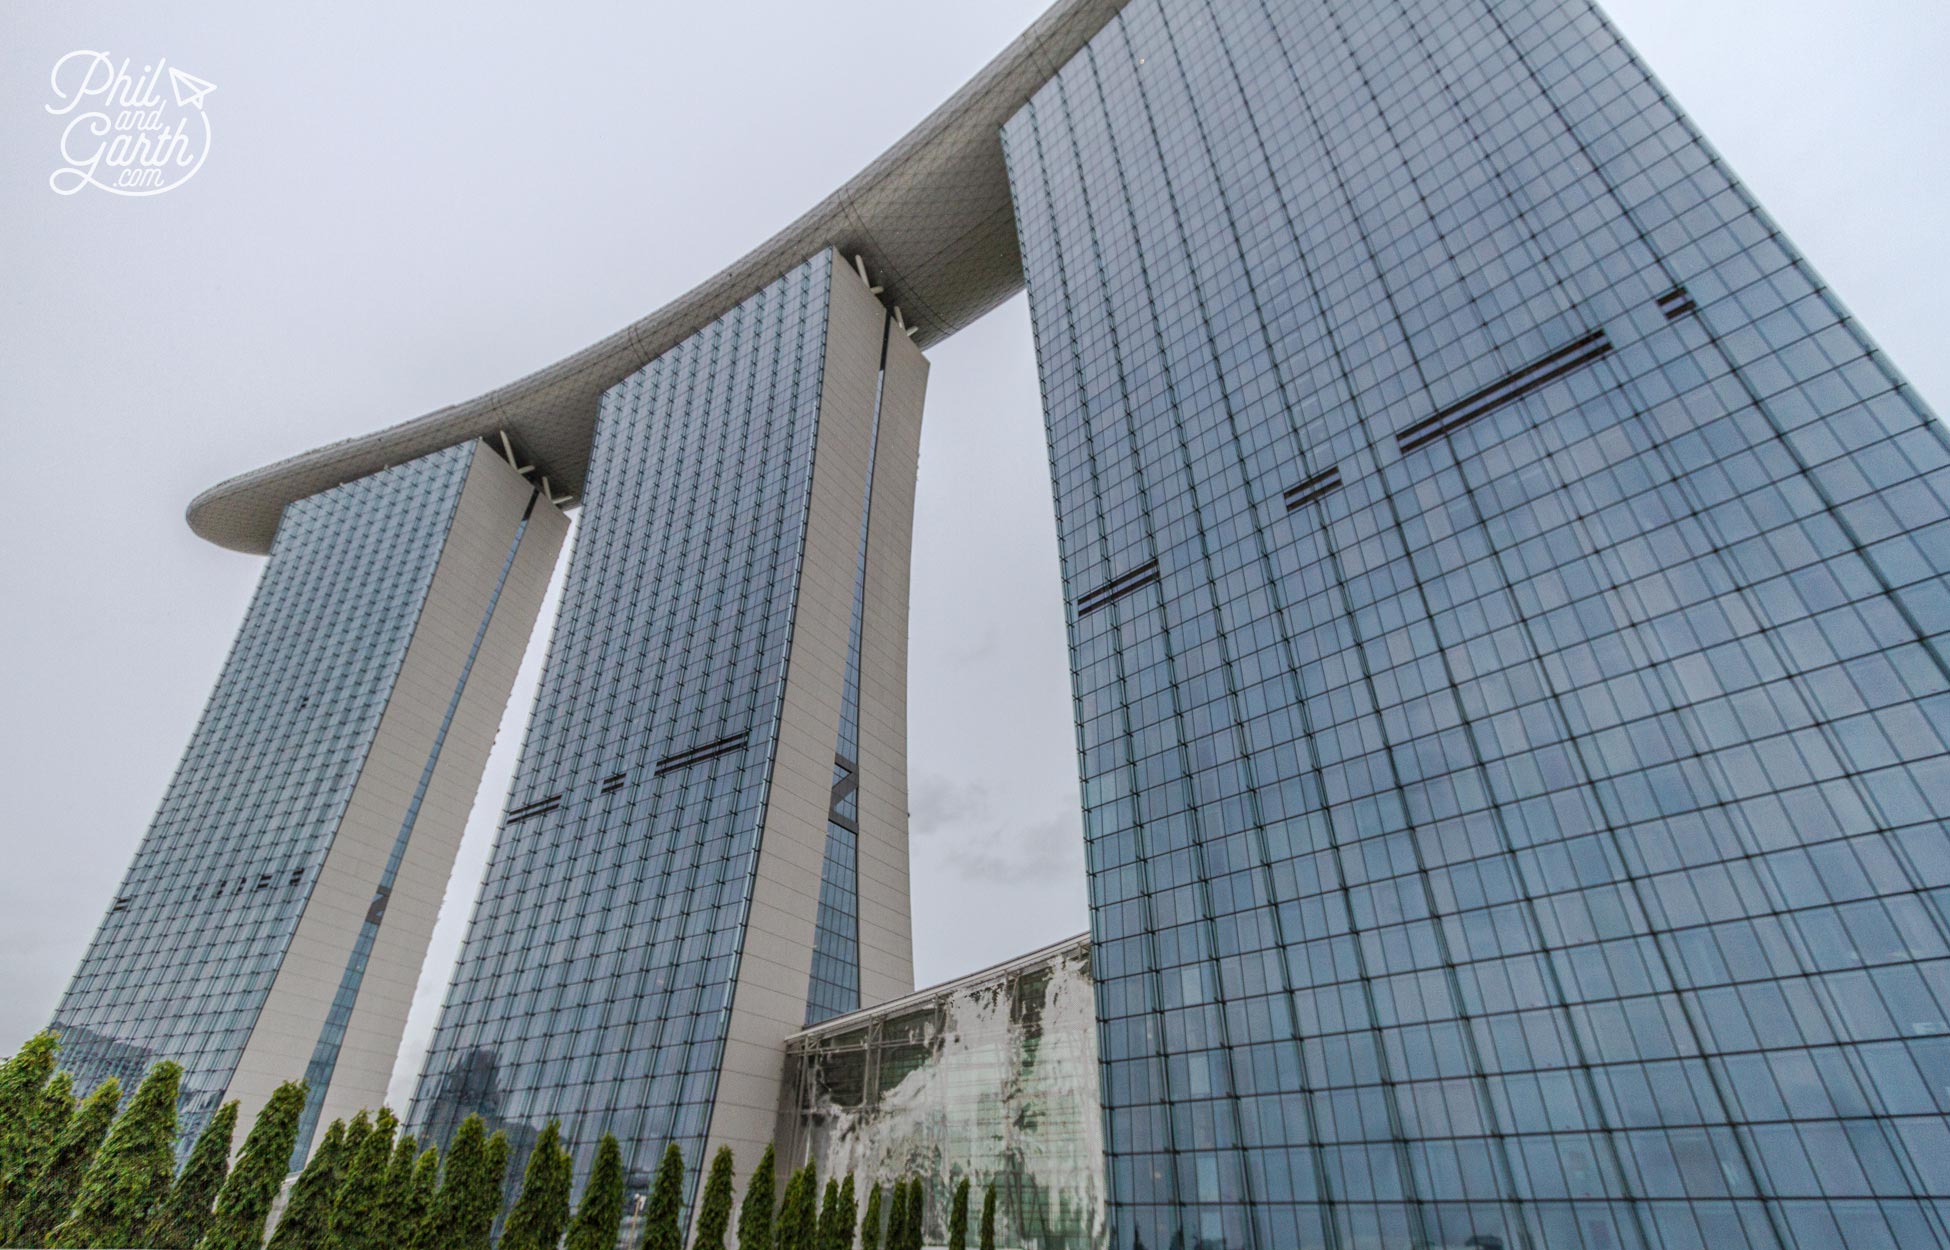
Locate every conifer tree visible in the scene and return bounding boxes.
[691,1144,736,1250]
[195,1080,306,1250]
[859,1183,883,1250]
[473,1131,511,1250]
[639,1141,684,1250]
[149,1100,238,1249]
[399,1146,440,1250]
[817,1176,840,1250]
[499,1120,572,1250]
[34,1067,76,1130]
[266,1116,346,1250]
[564,1134,623,1250]
[7,1076,118,1247]
[51,1059,181,1248]
[977,1185,996,1250]
[776,1164,818,1250]
[0,1031,61,1198]
[805,1166,828,1250]
[24,1069,76,1176]
[3,1068,73,1220]
[833,1175,857,1250]
[947,1177,971,1250]
[339,1111,373,1176]
[889,1179,909,1250]
[421,1114,486,1250]
[734,1143,774,1250]
[373,1132,418,1237]
[904,1178,925,1250]
[329,1106,396,1250]
[884,1181,907,1250]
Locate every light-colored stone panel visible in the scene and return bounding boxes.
[854,311,927,1011]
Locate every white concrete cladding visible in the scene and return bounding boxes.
[701,253,928,1188]
[226,446,567,1140]
[856,284,928,1011]
[183,0,1127,555]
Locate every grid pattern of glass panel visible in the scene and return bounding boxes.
[1002,1,1950,1247]
[807,308,896,1026]
[52,445,476,1151]
[808,784,865,1025]
[406,255,835,1207]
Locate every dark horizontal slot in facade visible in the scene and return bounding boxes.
[1397,330,1613,454]
[289,868,304,886]
[111,897,130,913]
[1655,285,1690,307]
[655,732,750,776]
[599,772,626,794]
[506,795,563,824]
[1075,560,1162,617]
[1283,467,1343,511]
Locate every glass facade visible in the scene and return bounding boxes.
[784,935,1106,1249]
[406,254,842,1202]
[1003,1,1950,1248]
[52,445,479,1150]
[55,2,1950,1244]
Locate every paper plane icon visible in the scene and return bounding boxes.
[168,67,217,110]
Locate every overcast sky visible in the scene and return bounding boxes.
[1,0,1945,1108]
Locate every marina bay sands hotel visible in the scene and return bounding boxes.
[49,0,1950,1246]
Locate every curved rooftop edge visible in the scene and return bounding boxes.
[186,0,1126,554]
